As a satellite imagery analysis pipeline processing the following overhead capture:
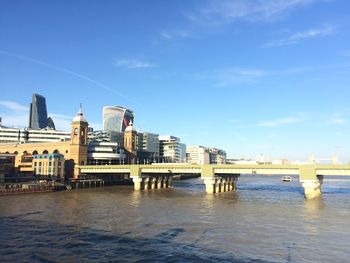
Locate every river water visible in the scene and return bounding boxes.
[1,175,350,262]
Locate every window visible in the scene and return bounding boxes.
[74,128,78,135]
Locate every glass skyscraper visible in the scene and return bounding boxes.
[29,94,48,130]
[103,106,134,133]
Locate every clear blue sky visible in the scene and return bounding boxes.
[1,0,349,161]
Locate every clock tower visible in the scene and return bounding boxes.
[70,104,88,178]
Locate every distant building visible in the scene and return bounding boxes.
[272,159,290,165]
[28,93,55,130]
[0,153,15,183]
[186,145,210,164]
[123,121,138,163]
[209,148,227,164]
[33,153,65,179]
[87,142,125,165]
[88,130,124,145]
[0,126,70,144]
[159,135,186,163]
[138,132,159,156]
[0,106,89,179]
[136,132,160,164]
[103,106,134,133]
[226,158,257,165]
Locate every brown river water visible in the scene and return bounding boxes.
[1,175,350,262]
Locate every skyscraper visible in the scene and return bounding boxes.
[103,106,134,133]
[29,94,48,130]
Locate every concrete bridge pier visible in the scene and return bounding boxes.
[222,178,227,192]
[300,167,323,199]
[215,178,221,193]
[168,176,172,188]
[131,176,143,191]
[149,177,156,189]
[203,176,239,194]
[162,176,169,188]
[203,178,216,193]
[130,166,143,191]
[301,180,322,199]
[143,177,150,190]
[157,177,162,189]
[226,178,232,191]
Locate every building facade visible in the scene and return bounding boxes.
[88,129,124,146]
[123,121,138,163]
[0,126,70,144]
[159,135,186,163]
[0,107,89,179]
[33,153,64,179]
[186,145,210,164]
[29,93,48,129]
[0,154,15,183]
[87,142,125,165]
[209,148,227,164]
[103,106,134,133]
[138,132,159,156]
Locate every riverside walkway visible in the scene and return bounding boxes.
[77,164,350,199]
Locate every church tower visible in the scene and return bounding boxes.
[124,120,138,164]
[69,104,88,178]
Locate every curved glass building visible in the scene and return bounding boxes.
[103,106,134,133]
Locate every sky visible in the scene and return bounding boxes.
[0,0,350,162]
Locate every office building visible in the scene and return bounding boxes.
[33,153,64,179]
[138,132,159,156]
[88,129,124,146]
[0,126,70,144]
[159,135,186,163]
[103,106,134,133]
[186,145,210,164]
[87,142,125,165]
[209,148,227,164]
[28,93,55,130]
[29,94,48,129]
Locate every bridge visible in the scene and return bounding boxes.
[77,164,350,199]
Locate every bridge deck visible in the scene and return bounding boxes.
[78,164,350,177]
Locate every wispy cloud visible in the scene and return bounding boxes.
[160,29,191,40]
[0,100,80,131]
[265,24,337,47]
[190,0,321,25]
[115,59,156,69]
[197,67,268,87]
[0,101,29,128]
[0,50,132,102]
[330,118,347,125]
[0,100,28,111]
[258,116,306,127]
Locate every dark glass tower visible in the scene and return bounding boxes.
[29,94,48,129]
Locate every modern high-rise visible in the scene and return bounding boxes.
[159,135,186,163]
[29,94,48,129]
[103,106,134,133]
[138,132,159,156]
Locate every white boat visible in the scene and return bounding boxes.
[281,176,293,182]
